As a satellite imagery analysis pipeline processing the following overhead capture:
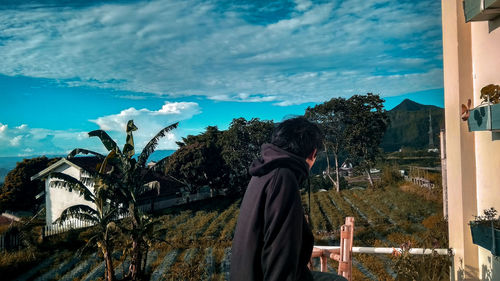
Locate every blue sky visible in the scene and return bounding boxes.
[0,0,444,157]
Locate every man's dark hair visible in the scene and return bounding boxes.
[271,116,323,158]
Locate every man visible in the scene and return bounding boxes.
[230,117,346,281]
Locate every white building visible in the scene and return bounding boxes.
[31,157,99,225]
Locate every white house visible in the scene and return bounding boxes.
[31,157,99,226]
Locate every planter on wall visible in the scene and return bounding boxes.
[464,0,500,22]
[467,103,500,131]
[470,223,500,256]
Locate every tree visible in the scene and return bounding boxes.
[50,152,121,281]
[57,120,178,280]
[219,118,274,194]
[305,98,349,192]
[344,93,389,188]
[0,157,59,212]
[87,120,179,280]
[166,126,229,195]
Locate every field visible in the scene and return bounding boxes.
[3,184,449,281]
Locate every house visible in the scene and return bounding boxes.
[442,0,500,279]
[339,159,353,177]
[31,157,180,227]
[31,157,100,226]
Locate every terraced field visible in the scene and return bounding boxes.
[7,185,447,281]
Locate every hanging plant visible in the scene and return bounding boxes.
[469,208,500,256]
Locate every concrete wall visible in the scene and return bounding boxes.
[45,163,95,225]
[470,17,500,281]
[442,0,500,279]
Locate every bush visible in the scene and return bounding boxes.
[380,165,403,186]
[309,174,348,192]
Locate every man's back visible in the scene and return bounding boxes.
[230,144,314,281]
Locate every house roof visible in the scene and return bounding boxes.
[30,157,179,196]
[30,157,101,181]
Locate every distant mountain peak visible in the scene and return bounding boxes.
[391,99,440,112]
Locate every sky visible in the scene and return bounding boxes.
[0,0,444,157]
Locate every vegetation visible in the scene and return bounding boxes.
[305,97,349,192]
[0,156,59,212]
[218,117,274,194]
[166,126,228,195]
[1,182,448,280]
[47,120,179,281]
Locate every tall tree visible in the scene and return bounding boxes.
[305,98,349,192]
[344,93,389,188]
[0,157,59,212]
[64,120,178,280]
[219,118,274,194]
[166,126,228,195]
[89,120,179,280]
[50,152,120,281]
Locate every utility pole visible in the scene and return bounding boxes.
[440,129,448,218]
[429,111,434,148]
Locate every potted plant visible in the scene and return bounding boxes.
[462,84,500,131]
[469,207,500,256]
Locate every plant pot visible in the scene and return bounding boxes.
[464,0,500,22]
[468,103,500,131]
[470,223,500,256]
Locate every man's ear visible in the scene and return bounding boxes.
[305,148,317,169]
[307,149,317,161]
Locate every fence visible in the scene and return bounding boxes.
[0,232,20,251]
[42,192,213,237]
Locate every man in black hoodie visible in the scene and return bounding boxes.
[230,117,346,281]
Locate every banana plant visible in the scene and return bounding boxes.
[87,120,179,280]
[50,151,121,281]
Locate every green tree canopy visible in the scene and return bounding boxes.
[219,118,274,194]
[305,97,349,192]
[0,156,59,212]
[344,93,389,188]
[166,126,229,194]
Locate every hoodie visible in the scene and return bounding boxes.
[230,143,314,281]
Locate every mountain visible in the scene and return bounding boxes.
[381,99,444,152]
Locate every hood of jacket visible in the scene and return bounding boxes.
[249,143,310,183]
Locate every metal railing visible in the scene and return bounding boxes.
[313,245,454,280]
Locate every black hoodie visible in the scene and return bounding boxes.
[230,144,314,281]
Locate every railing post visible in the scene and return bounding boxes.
[320,252,328,272]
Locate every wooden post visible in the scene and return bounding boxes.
[337,217,354,281]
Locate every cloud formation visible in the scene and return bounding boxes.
[0,122,91,157]
[0,0,443,105]
[0,101,200,156]
[91,101,201,150]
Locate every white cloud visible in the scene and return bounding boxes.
[91,101,201,150]
[0,123,97,157]
[0,101,200,156]
[0,123,7,133]
[10,135,22,146]
[0,0,443,105]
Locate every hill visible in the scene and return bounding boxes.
[381,99,444,152]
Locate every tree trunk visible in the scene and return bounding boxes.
[366,168,374,189]
[334,154,340,192]
[103,245,115,281]
[128,238,143,280]
[323,143,338,191]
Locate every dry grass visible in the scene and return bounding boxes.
[399,183,442,204]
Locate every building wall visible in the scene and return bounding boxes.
[442,0,500,279]
[470,18,500,280]
[45,163,95,225]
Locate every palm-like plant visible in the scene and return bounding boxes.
[50,151,121,281]
[88,120,179,280]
